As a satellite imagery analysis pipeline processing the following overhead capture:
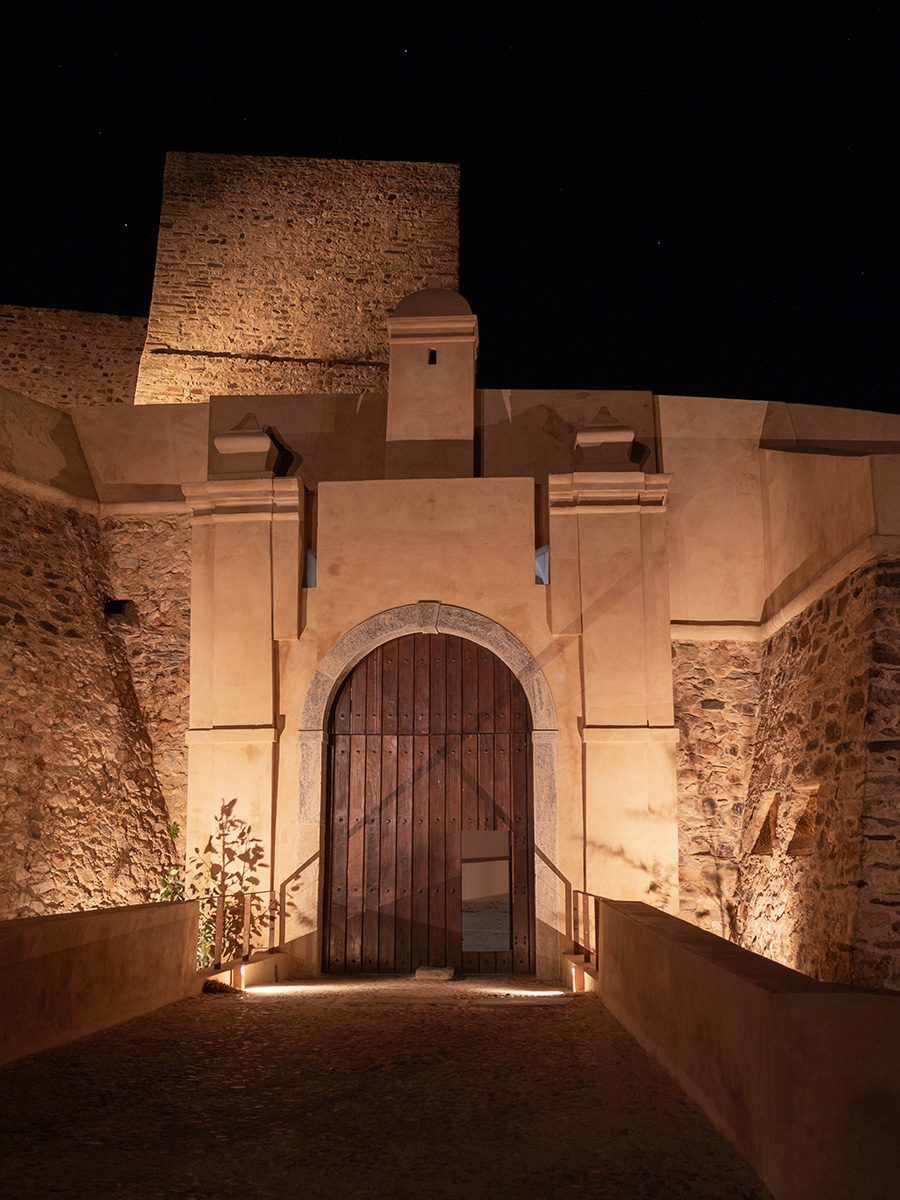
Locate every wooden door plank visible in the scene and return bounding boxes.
[381,639,399,736]
[477,733,494,831]
[414,633,430,736]
[394,734,414,974]
[326,635,535,979]
[460,733,479,830]
[326,735,351,970]
[362,735,382,971]
[411,734,431,971]
[428,736,447,966]
[493,728,513,975]
[477,646,494,733]
[445,635,462,735]
[444,732,463,969]
[461,641,478,734]
[493,732,512,832]
[511,675,528,733]
[494,659,511,733]
[477,727,496,976]
[378,733,398,972]
[429,636,446,735]
[479,951,499,973]
[397,635,415,736]
[365,644,383,735]
[345,733,367,970]
[332,675,352,735]
[349,659,367,735]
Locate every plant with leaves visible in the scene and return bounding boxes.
[152,801,269,968]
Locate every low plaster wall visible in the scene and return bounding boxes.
[566,900,900,1200]
[0,901,200,1065]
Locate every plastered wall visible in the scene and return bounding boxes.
[759,449,875,619]
[0,307,147,408]
[135,153,459,404]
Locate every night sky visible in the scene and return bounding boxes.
[1,4,896,410]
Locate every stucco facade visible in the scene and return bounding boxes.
[2,154,898,988]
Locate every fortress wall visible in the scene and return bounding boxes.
[134,354,388,406]
[856,560,900,989]
[0,485,176,919]
[0,307,147,408]
[101,514,192,855]
[135,154,459,404]
[672,640,760,940]
[737,564,874,984]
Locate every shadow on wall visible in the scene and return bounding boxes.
[153,799,301,968]
[584,832,677,914]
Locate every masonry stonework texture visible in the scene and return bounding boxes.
[0,307,147,408]
[101,514,192,855]
[0,486,177,919]
[672,640,760,940]
[856,560,900,988]
[737,565,876,985]
[134,153,459,404]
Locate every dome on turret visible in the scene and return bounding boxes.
[392,276,472,318]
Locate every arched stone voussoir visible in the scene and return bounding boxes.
[299,602,558,733]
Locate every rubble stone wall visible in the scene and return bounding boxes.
[0,485,176,919]
[737,565,875,984]
[856,560,900,989]
[101,513,192,855]
[0,307,147,408]
[135,153,459,404]
[672,639,760,940]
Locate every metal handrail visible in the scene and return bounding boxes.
[572,889,602,972]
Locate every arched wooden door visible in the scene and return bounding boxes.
[323,633,534,974]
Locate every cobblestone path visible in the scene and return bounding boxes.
[0,976,770,1199]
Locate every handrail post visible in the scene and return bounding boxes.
[242,892,252,960]
[573,889,581,956]
[214,892,224,967]
[268,890,277,953]
[582,892,590,963]
[593,895,601,972]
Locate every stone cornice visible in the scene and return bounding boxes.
[0,468,189,516]
[182,477,302,520]
[387,314,478,346]
[549,471,672,513]
[671,533,900,642]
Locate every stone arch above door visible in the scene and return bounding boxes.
[299,602,557,735]
[297,603,561,976]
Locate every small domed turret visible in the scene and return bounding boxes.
[385,276,479,479]
[392,277,473,318]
